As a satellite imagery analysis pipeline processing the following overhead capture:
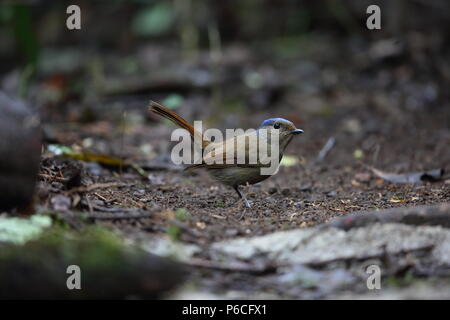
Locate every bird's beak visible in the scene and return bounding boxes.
[290,128,304,135]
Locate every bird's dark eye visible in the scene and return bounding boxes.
[273,123,281,129]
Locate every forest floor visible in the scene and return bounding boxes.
[36,91,450,298]
[40,107,449,243]
[8,33,450,298]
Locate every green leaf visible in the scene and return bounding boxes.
[162,94,184,109]
[281,155,299,167]
[353,149,363,159]
[167,225,181,241]
[175,208,189,221]
[132,2,174,36]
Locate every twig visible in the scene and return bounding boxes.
[38,173,69,183]
[66,182,124,194]
[372,143,380,165]
[93,192,110,202]
[86,210,153,220]
[186,258,276,274]
[85,195,93,215]
[316,137,336,162]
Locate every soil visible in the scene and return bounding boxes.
[38,104,450,245]
[21,31,450,298]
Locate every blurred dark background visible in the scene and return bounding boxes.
[0,0,449,167]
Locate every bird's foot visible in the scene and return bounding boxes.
[243,199,252,208]
[236,199,252,220]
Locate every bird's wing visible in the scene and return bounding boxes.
[187,131,262,169]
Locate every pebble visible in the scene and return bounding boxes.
[298,184,312,191]
[51,181,64,190]
[92,199,105,206]
[268,187,278,194]
[133,189,146,197]
[225,229,239,236]
[326,191,337,197]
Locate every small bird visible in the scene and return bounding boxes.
[149,101,303,208]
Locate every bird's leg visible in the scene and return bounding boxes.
[233,185,251,208]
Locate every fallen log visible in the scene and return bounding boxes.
[0,93,42,212]
[321,203,450,230]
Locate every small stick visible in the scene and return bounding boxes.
[186,258,276,274]
[38,173,69,183]
[85,194,93,215]
[372,143,380,165]
[86,211,153,220]
[316,137,336,162]
[66,182,124,194]
[93,192,110,202]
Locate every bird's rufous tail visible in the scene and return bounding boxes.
[148,101,207,148]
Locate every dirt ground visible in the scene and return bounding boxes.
[38,103,450,241]
[15,25,450,298]
[35,100,449,298]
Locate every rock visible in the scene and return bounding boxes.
[325,190,337,197]
[133,189,146,197]
[225,229,239,236]
[51,195,71,212]
[51,181,64,190]
[212,223,450,267]
[142,237,201,263]
[322,203,450,230]
[275,265,356,292]
[298,184,312,192]
[268,187,278,195]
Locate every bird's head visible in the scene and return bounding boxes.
[259,118,303,136]
[258,118,303,151]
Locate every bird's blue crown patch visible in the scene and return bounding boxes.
[260,118,288,127]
